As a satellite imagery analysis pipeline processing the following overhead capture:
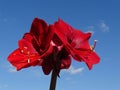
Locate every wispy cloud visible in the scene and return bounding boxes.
[98,20,110,32]
[85,20,110,33]
[8,65,17,73]
[66,66,84,75]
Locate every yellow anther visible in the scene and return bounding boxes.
[90,46,94,50]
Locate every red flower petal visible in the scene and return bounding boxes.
[7,17,100,75]
[61,55,71,69]
[42,58,53,75]
[8,18,54,73]
[7,37,42,70]
[84,51,100,70]
[7,48,41,71]
[30,18,54,51]
[19,35,37,54]
[53,19,100,69]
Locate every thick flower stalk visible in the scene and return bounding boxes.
[7,18,100,90]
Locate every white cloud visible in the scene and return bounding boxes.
[8,65,17,73]
[66,66,84,75]
[98,20,110,32]
[85,20,110,33]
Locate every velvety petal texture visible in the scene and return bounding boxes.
[53,19,100,70]
[7,17,100,75]
[7,39,41,70]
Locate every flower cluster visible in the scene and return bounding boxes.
[7,18,100,75]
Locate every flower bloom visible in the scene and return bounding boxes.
[7,18,100,75]
[52,19,100,69]
[7,18,71,75]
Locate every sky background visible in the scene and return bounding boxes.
[0,0,120,90]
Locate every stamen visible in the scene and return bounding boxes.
[58,45,63,51]
[32,35,41,46]
[51,41,56,46]
[27,51,30,55]
[90,40,98,50]
[93,40,98,50]
[21,50,24,53]
[38,59,41,61]
[24,46,28,49]
[28,59,30,63]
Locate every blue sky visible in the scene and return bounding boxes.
[0,0,120,90]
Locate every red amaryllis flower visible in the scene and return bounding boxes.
[52,19,100,70]
[7,17,100,90]
[8,18,53,71]
[7,18,71,75]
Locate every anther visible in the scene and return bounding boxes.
[90,40,98,50]
[51,41,56,46]
[27,51,30,55]
[38,59,41,61]
[93,40,98,50]
[21,50,24,53]
[28,59,30,63]
[24,46,28,49]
